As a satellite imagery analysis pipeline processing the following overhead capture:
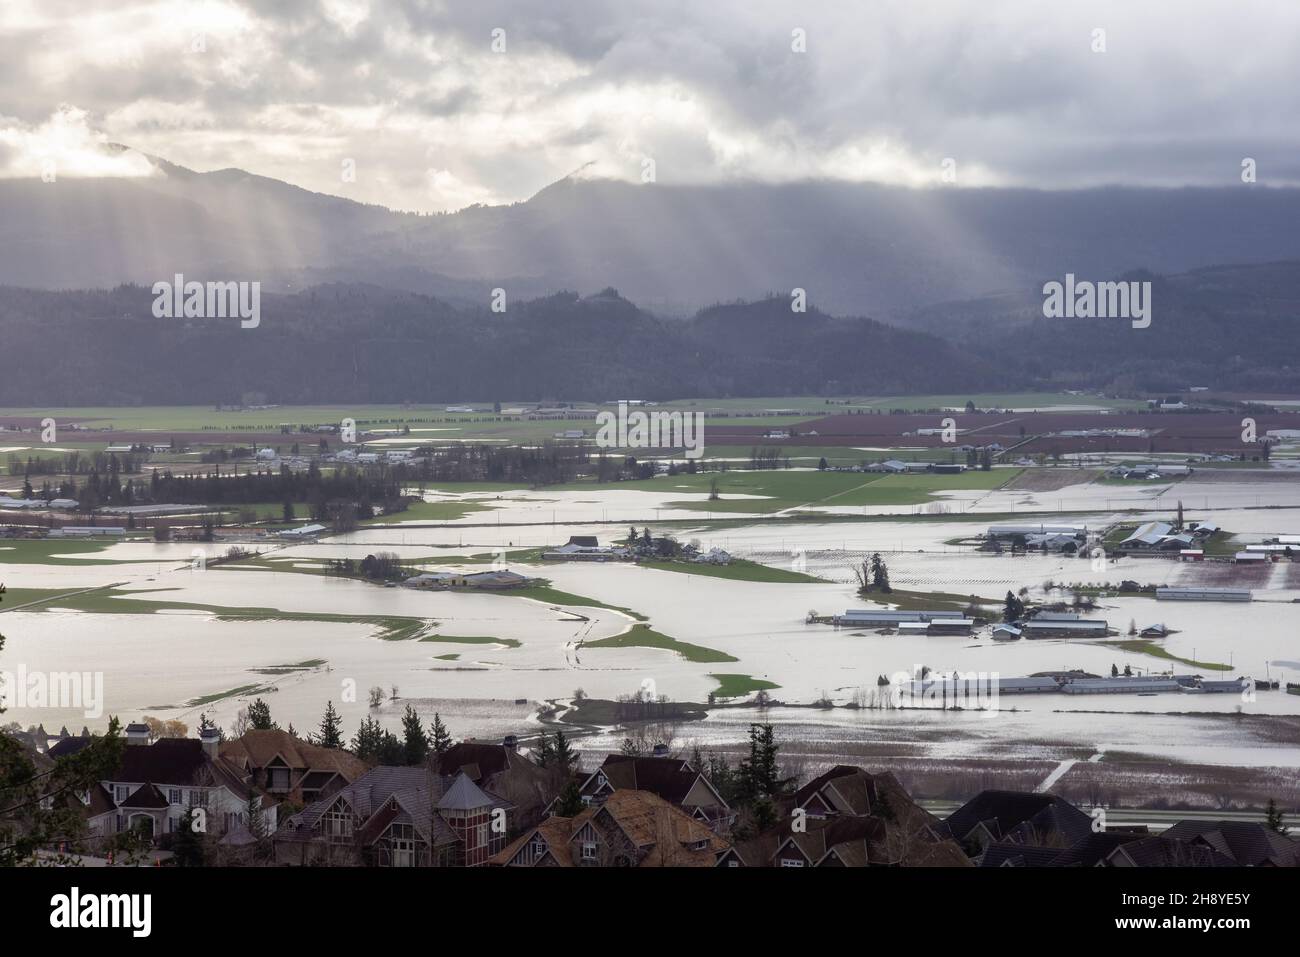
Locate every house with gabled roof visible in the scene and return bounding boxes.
[935,790,1096,862]
[718,766,969,868]
[274,766,512,866]
[570,753,733,833]
[1160,820,1299,867]
[434,738,557,830]
[491,789,729,867]
[221,729,368,806]
[98,724,271,844]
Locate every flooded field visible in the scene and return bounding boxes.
[3,469,1299,799]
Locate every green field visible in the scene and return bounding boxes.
[0,585,434,640]
[552,467,1020,514]
[581,624,737,663]
[639,558,823,583]
[1101,639,1232,671]
[708,673,781,697]
[419,634,522,648]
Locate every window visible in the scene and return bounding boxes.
[114,785,128,803]
[727,860,740,867]
[779,858,805,867]
[169,788,181,805]
[268,767,290,792]
[581,841,598,861]
[325,808,353,843]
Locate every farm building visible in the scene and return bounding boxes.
[0,496,49,510]
[987,523,1086,540]
[1234,551,1269,564]
[404,572,466,588]
[898,619,976,636]
[1179,549,1205,561]
[542,538,632,561]
[991,624,1022,641]
[278,523,328,540]
[1155,587,1251,601]
[832,609,966,628]
[1060,677,1182,694]
[48,526,126,538]
[1021,619,1108,639]
[926,618,976,635]
[1119,521,1190,551]
[1024,532,1079,553]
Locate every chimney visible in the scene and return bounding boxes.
[125,722,150,746]
[200,726,220,758]
[502,734,518,753]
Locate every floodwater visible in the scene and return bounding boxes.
[3,474,1299,771]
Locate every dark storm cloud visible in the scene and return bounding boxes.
[1,0,1297,208]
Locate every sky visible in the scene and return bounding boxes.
[1,0,1298,212]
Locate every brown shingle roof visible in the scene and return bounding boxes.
[221,730,367,780]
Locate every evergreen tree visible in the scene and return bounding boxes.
[537,733,557,767]
[376,732,405,765]
[738,723,783,800]
[401,704,429,765]
[1003,590,1024,622]
[247,698,276,731]
[1266,798,1287,834]
[552,731,577,773]
[316,700,343,749]
[553,778,584,817]
[172,806,206,867]
[429,713,452,757]
[351,716,384,759]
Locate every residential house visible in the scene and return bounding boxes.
[274,766,511,866]
[220,729,368,805]
[435,738,557,830]
[490,789,729,867]
[934,790,1094,862]
[719,766,969,867]
[571,753,733,833]
[99,724,272,844]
